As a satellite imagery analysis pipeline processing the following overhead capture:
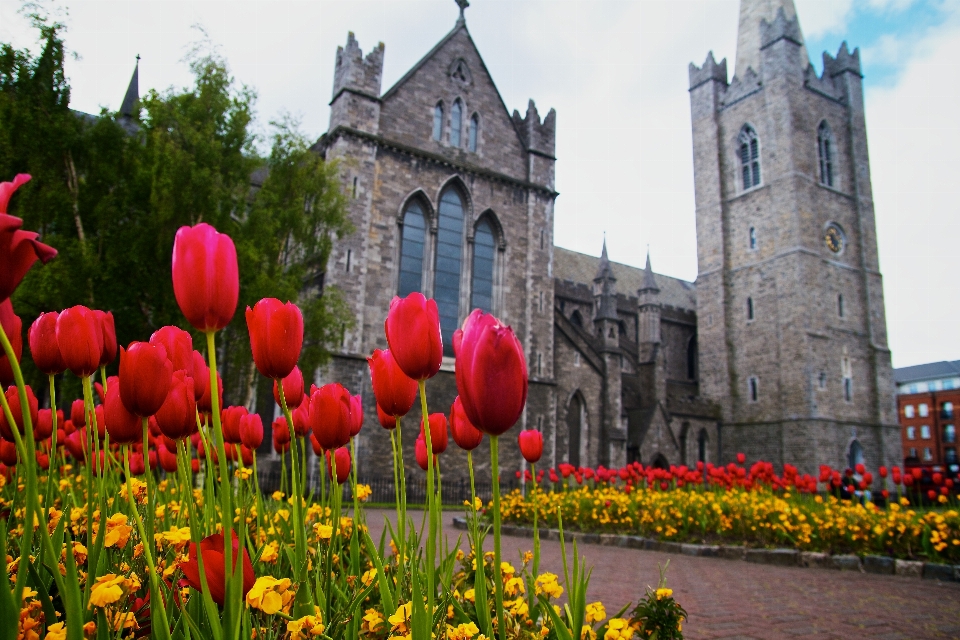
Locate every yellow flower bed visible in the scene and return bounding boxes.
[500,485,960,563]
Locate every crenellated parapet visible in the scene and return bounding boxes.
[688,52,728,91]
[332,32,384,101]
[760,7,804,50]
[512,100,556,158]
[823,42,862,78]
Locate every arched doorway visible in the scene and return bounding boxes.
[567,393,584,467]
[847,439,864,471]
[697,429,708,464]
[651,454,669,470]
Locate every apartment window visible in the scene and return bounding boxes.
[837,294,844,318]
[923,447,933,461]
[746,297,754,321]
[910,384,919,394]
[904,404,915,418]
[946,379,956,390]
[749,226,757,250]
[944,424,956,444]
[906,426,916,440]
[921,425,931,439]
[943,402,954,419]
[748,377,759,402]
[946,448,958,465]
[908,447,917,459]
[919,403,929,417]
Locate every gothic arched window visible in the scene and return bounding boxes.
[398,200,427,296]
[470,219,495,312]
[468,114,479,152]
[817,121,834,187]
[567,392,584,467]
[433,103,444,141]
[436,189,465,356]
[738,125,761,190]
[451,100,463,147]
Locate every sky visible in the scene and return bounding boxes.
[0,0,958,369]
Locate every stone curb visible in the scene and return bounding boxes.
[451,518,959,582]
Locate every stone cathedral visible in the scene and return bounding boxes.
[314,0,902,480]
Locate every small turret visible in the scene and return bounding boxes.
[638,250,661,351]
[118,56,139,133]
[823,42,862,78]
[688,52,728,91]
[329,33,385,133]
[512,100,556,158]
[593,240,620,352]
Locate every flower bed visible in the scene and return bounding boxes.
[499,461,960,564]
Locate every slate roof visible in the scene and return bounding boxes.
[893,361,960,385]
[553,247,696,312]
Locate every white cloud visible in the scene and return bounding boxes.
[795,0,853,38]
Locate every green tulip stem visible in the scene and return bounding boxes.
[350,436,360,527]
[278,379,313,614]
[389,426,401,557]
[396,417,407,564]
[204,330,236,639]
[418,379,436,629]
[44,373,58,510]
[490,434,505,640]
[122,445,172,640]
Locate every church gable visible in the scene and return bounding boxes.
[377,25,530,180]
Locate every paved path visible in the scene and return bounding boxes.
[363,508,960,640]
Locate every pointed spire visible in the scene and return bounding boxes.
[734,0,808,78]
[119,55,140,118]
[594,238,618,321]
[595,236,615,283]
[640,248,660,293]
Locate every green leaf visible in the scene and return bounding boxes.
[361,529,395,614]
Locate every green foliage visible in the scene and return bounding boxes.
[0,14,351,400]
[628,563,687,640]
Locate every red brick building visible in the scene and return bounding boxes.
[894,361,960,472]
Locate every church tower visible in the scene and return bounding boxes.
[688,0,900,473]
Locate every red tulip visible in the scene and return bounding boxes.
[0,384,37,441]
[221,406,247,445]
[34,408,53,441]
[104,382,142,445]
[911,467,922,479]
[272,417,291,445]
[879,466,888,478]
[149,326,194,376]
[273,366,304,409]
[325,447,351,484]
[450,396,482,451]
[240,445,254,466]
[172,223,239,332]
[190,457,199,473]
[159,444,179,472]
[192,351,209,402]
[0,174,58,302]
[384,293,442,381]
[855,463,865,476]
[240,413,263,450]
[179,532,254,606]
[0,299,22,386]
[197,368,223,415]
[291,402,310,437]
[120,342,173,417]
[246,298,303,380]
[0,440,17,466]
[453,309,527,436]
[933,472,943,485]
[736,453,746,465]
[518,429,543,464]
[309,433,323,456]
[367,349,418,417]
[376,403,395,430]
[415,435,432,471]
[56,306,102,378]
[92,404,106,441]
[70,399,87,427]
[308,383,352,451]
[349,394,363,437]
[928,489,936,500]
[419,412,448,454]
[95,310,117,366]
[129,452,146,476]
[28,311,64,375]
[155,371,196,441]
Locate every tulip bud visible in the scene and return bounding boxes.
[736,452,746,465]
[120,342,173,417]
[0,384,37,442]
[34,408,53,441]
[56,306,103,378]
[453,309,527,436]
[349,394,363,437]
[376,403,395,430]
[221,406,247,445]
[149,326,195,376]
[309,432,323,456]
[308,383,352,451]
[246,298,303,380]
[325,447,351,484]
[0,440,17,466]
[291,402,310,437]
[419,413,448,455]
[104,382,142,445]
[240,413,264,450]
[129,452,146,475]
[158,444,178,473]
[0,300,22,387]
[518,429,543,464]
[273,417,291,445]
[28,311,64,375]
[273,366,304,409]
[197,368,223,415]
[384,293,443,381]
[367,349,418,418]
[450,396,482,451]
[415,435,431,471]
[172,223,239,332]
[155,371,196,441]
[95,310,117,366]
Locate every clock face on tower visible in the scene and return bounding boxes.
[824,224,844,254]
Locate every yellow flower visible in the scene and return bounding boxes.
[604,618,633,640]
[235,467,253,480]
[655,588,673,600]
[102,513,133,548]
[89,574,134,608]
[581,626,597,640]
[260,542,279,564]
[585,601,606,623]
[463,588,476,603]
[361,608,385,634]
[389,602,413,634]
[44,622,66,640]
[158,526,192,550]
[447,621,480,639]
[315,524,333,540]
[272,491,285,501]
[535,573,563,599]
[287,608,325,639]
[361,568,377,586]
[356,484,372,501]
[246,576,295,615]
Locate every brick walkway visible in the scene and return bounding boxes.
[363,509,960,640]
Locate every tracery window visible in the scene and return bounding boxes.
[817,121,835,187]
[436,189,465,356]
[470,219,495,312]
[468,114,479,152]
[739,125,761,190]
[451,100,463,147]
[398,201,427,296]
[433,103,444,141]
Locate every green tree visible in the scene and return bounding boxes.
[0,15,351,405]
